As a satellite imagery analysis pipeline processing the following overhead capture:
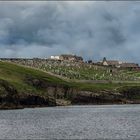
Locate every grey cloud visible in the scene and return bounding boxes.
[0,1,140,63]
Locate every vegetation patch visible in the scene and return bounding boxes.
[0,61,140,108]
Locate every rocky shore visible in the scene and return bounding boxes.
[0,78,140,110]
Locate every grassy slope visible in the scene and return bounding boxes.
[0,61,70,95]
[39,62,140,81]
[0,61,140,96]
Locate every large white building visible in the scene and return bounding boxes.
[50,56,60,60]
[50,54,83,62]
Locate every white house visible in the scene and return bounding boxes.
[50,56,60,60]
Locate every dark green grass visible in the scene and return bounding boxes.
[0,61,69,94]
[0,61,140,95]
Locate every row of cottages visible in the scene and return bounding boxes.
[50,54,83,62]
[102,57,139,70]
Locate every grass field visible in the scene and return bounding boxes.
[0,61,140,94]
[32,61,140,81]
[0,61,69,95]
[0,61,140,108]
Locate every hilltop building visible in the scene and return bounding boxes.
[50,56,60,60]
[102,57,139,70]
[50,54,83,62]
[120,63,139,70]
[102,57,122,68]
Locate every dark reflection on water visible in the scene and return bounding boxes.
[0,105,140,139]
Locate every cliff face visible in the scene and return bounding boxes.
[26,76,140,105]
[0,79,19,109]
[0,79,56,109]
[1,77,140,109]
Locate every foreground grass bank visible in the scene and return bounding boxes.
[0,61,140,109]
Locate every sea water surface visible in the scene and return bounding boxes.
[0,105,140,139]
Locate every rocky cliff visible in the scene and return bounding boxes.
[1,78,140,109]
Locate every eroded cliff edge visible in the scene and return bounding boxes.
[1,77,140,109]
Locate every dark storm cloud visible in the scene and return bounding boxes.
[0,1,140,63]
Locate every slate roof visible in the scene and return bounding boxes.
[106,60,119,66]
[120,63,139,68]
[103,59,139,68]
[60,54,83,61]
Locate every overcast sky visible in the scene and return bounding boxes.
[0,1,140,63]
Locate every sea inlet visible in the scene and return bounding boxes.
[0,105,140,139]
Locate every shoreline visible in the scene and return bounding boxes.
[0,102,140,110]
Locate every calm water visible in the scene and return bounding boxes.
[0,105,140,139]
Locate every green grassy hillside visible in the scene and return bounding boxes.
[0,61,69,95]
[0,61,138,93]
[35,61,140,81]
[3,59,140,81]
[0,61,140,108]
